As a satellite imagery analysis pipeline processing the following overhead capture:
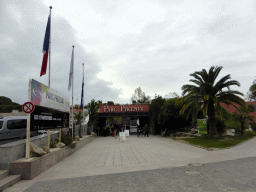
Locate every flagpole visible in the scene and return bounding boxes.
[82,63,85,134]
[72,46,74,138]
[48,6,52,88]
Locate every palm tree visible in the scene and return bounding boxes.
[74,111,83,138]
[177,66,245,137]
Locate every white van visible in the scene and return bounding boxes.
[0,116,37,140]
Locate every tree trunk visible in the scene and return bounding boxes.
[207,119,209,135]
[79,122,82,138]
[241,120,245,136]
[208,100,217,137]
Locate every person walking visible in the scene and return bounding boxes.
[144,124,149,137]
[137,124,140,137]
[97,127,100,136]
[140,126,144,138]
[103,127,107,137]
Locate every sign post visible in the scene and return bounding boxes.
[23,99,35,159]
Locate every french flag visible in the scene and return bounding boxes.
[40,14,51,77]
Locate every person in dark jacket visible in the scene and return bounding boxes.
[137,124,140,137]
[140,126,144,138]
[144,124,149,137]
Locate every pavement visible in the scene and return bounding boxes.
[4,135,256,192]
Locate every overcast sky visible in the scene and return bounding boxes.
[1,0,256,106]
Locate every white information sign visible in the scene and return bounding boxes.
[125,130,129,137]
[119,132,126,142]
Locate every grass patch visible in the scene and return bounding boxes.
[175,131,256,149]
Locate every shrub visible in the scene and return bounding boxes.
[61,132,76,148]
[244,131,256,137]
[69,142,76,149]
[50,138,58,148]
[215,118,226,135]
[87,127,91,135]
[250,122,256,132]
[183,126,191,133]
[225,119,240,129]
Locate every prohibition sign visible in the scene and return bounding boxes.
[22,102,35,114]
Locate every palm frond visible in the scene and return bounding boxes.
[214,74,231,88]
[211,66,223,83]
[217,81,241,90]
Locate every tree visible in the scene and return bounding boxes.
[131,87,151,104]
[0,96,22,113]
[158,98,191,133]
[149,95,165,134]
[245,79,256,101]
[232,104,255,136]
[74,111,83,138]
[107,101,114,105]
[106,117,120,125]
[88,99,102,133]
[176,66,245,137]
[0,96,12,106]
[74,104,81,109]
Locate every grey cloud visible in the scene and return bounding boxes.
[1,0,122,105]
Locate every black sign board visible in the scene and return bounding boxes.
[30,106,69,130]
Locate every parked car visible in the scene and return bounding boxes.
[38,130,47,135]
[0,116,38,140]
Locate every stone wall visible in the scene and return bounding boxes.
[0,132,59,170]
[10,136,95,180]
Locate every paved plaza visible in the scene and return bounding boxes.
[4,135,256,191]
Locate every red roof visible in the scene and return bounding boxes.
[220,102,256,123]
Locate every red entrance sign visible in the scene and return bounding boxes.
[22,102,35,114]
[99,104,149,113]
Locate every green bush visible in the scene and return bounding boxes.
[250,122,256,132]
[244,131,256,137]
[216,118,226,135]
[69,142,76,149]
[50,138,58,148]
[61,132,76,148]
[225,119,240,129]
[87,127,91,135]
[182,126,191,133]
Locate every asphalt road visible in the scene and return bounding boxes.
[24,156,256,192]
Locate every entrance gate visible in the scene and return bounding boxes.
[96,104,150,135]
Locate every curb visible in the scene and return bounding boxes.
[170,136,256,151]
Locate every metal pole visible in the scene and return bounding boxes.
[48,6,52,88]
[72,46,74,138]
[82,63,85,136]
[26,79,32,159]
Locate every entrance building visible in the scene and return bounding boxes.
[97,104,151,134]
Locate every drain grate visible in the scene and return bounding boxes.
[184,170,201,175]
[189,163,204,167]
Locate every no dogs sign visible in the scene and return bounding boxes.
[22,102,35,114]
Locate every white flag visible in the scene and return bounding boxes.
[68,48,74,91]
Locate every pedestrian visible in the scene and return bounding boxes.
[103,127,107,137]
[119,125,123,133]
[97,127,100,136]
[137,124,140,137]
[111,124,114,137]
[144,124,149,137]
[140,126,144,138]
